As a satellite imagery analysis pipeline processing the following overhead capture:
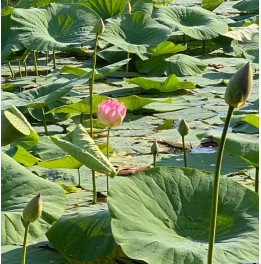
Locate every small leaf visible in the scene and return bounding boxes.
[149,41,186,56]
[38,156,82,169]
[241,114,259,128]
[58,183,77,194]
[201,0,224,11]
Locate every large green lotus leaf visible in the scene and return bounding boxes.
[233,0,259,12]
[50,124,117,177]
[108,166,259,264]
[126,74,195,93]
[15,0,72,8]
[100,12,171,54]
[1,152,66,245]
[136,54,206,77]
[152,6,228,40]
[149,41,186,56]
[201,0,223,11]
[241,114,259,128]
[38,155,82,169]
[10,4,99,51]
[117,95,172,111]
[48,95,108,114]
[197,131,259,167]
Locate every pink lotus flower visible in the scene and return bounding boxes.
[97,99,127,127]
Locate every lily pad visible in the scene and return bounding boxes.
[108,166,259,264]
[1,152,66,245]
[100,12,171,54]
[152,6,228,40]
[10,3,99,51]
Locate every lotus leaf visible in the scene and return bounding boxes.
[108,166,259,264]
[152,6,228,40]
[233,0,259,12]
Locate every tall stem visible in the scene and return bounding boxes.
[41,107,48,136]
[106,127,111,193]
[18,61,22,77]
[92,170,97,204]
[89,33,99,138]
[125,52,130,77]
[80,112,83,124]
[77,168,81,188]
[182,136,187,167]
[183,34,185,45]
[53,51,56,69]
[153,154,156,167]
[21,221,30,264]
[202,40,206,55]
[33,50,38,76]
[7,61,14,78]
[207,105,234,264]
[255,167,259,193]
[24,60,27,77]
[46,51,49,66]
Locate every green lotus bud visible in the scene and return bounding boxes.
[124,1,131,13]
[94,18,105,35]
[225,62,253,108]
[23,194,42,223]
[178,119,190,137]
[151,141,159,155]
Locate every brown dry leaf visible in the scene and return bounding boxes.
[117,165,150,176]
[208,63,224,69]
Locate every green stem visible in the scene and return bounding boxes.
[53,51,56,69]
[24,60,27,77]
[33,50,38,76]
[182,136,187,167]
[207,105,234,264]
[89,33,99,138]
[18,61,22,77]
[255,167,259,193]
[202,40,206,55]
[41,107,48,136]
[21,221,30,264]
[106,127,111,193]
[153,154,156,167]
[7,61,14,78]
[46,51,49,66]
[92,170,97,204]
[77,168,81,188]
[125,52,130,77]
[183,34,185,45]
[80,112,83,124]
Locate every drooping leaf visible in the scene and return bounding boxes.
[10,3,99,51]
[201,0,224,11]
[117,95,172,111]
[108,166,259,264]
[136,54,206,77]
[149,41,186,56]
[100,12,171,53]
[1,6,13,16]
[241,114,259,128]
[38,155,82,169]
[50,124,117,177]
[1,152,66,245]
[126,74,195,93]
[152,6,228,40]
[197,131,259,167]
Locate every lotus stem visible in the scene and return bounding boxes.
[33,51,38,76]
[207,105,234,264]
[183,34,185,45]
[6,0,9,7]
[89,33,99,138]
[255,167,259,193]
[76,168,81,188]
[7,61,14,78]
[18,61,22,78]
[125,52,130,77]
[202,40,206,55]
[41,107,48,136]
[80,112,83,124]
[153,153,156,167]
[21,221,30,264]
[106,127,111,193]
[46,51,49,66]
[182,135,187,167]
[92,170,97,204]
[24,60,27,77]
[53,51,56,69]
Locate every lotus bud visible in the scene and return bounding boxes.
[151,141,159,156]
[124,1,131,13]
[225,62,253,108]
[23,194,42,223]
[94,18,105,35]
[178,119,190,137]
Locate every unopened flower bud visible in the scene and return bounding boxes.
[94,18,105,35]
[178,119,190,137]
[151,141,159,156]
[23,194,42,223]
[124,1,131,13]
[225,62,253,108]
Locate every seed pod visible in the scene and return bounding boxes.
[94,18,105,35]
[23,194,42,223]
[124,1,131,13]
[225,62,253,108]
[178,119,190,137]
[151,141,159,156]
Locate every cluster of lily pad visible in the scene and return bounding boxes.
[1,0,259,263]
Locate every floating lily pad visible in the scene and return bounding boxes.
[108,166,259,264]
[152,6,228,40]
